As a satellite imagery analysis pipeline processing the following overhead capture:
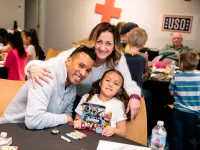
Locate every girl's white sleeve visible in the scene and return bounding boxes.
[116,102,127,122]
[25,48,75,74]
[75,94,89,116]
[115,52,141,96]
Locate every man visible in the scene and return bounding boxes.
[120,22,139,52]
[0,46,96,129]
[159,32,192,65]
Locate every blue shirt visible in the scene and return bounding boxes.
[0,60,76,129]
[169,72,200,115]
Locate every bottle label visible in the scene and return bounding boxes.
[151,133,166,145]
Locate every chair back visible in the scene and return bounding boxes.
[167,104,174,109]
[126,98,147,146]
[45,48,59,61]
[0,79,25,116]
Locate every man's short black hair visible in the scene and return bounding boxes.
[70,46,96,61]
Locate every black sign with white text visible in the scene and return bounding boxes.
[162,15,193,33]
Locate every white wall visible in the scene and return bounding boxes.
[41,0,200,52]
[0,0,24,29]
[25,0,39,30]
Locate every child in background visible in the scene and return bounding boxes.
[74,69,129,137]
[21,29,45,62]
[169,51,200,150]
[124,27,153,136]
[124,27,148,88]
[0,28,11,54]
[3,31,28,80]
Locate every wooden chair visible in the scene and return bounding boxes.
[167,104,174,109]
[125,97,147,146]
[0,79,25,116]
[45,48,60,61]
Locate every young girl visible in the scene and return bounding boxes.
[74,69,130,137]
[3,31,28,80]
[21,29,45,63]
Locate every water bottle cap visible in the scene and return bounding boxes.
[0,132,7,138]
[157,121,164,126]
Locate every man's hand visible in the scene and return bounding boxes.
[102,126,115,137]
[126,99,141,120]
[29,65,53,88]
[66,115,73,126]
[74,119,82,129]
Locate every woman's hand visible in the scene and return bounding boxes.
[102,126,115,137]
[29,65,53,88]
[74,119,82,129]
[126,99,141,120]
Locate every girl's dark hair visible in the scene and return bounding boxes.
[23,29,45,60]
[86,69,130,120]
[7,31,27,58]
[0,28,8,45]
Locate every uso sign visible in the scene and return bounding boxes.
[162,14,193,33]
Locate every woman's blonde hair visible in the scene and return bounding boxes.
[74,22,122,69]
[127,28,148,48]
[72,39,95,49]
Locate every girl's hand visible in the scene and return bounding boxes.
[29,65,53,88]
[74,119,82,129]
[102,126,115,137]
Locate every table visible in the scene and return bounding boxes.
[143,77,174,137]
[0,123,144,150]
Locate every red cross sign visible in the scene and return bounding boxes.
[95,0,121,22]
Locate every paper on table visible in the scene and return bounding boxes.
[96,140,150,150]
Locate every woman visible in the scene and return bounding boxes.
[25,22,141,120]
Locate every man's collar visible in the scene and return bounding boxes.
[172,44,183,50]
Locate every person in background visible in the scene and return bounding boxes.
[169,51,200,150]
[0,28,8,46]
[159,32,192,66]
[116,21,126,34]
[120,22,139,51]
[21,29,45,62]
[125,28,148,88]
[197,116,200,149]
[124,27,153,136]
[74,69,129,137]
[0,45,96,130]
[24,22,141,120]
[2,31,28,80]
[0,28,11,54]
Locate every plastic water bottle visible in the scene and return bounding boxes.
[0,132,12,146]
[151,121,167,150]
[170,61,176,74]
